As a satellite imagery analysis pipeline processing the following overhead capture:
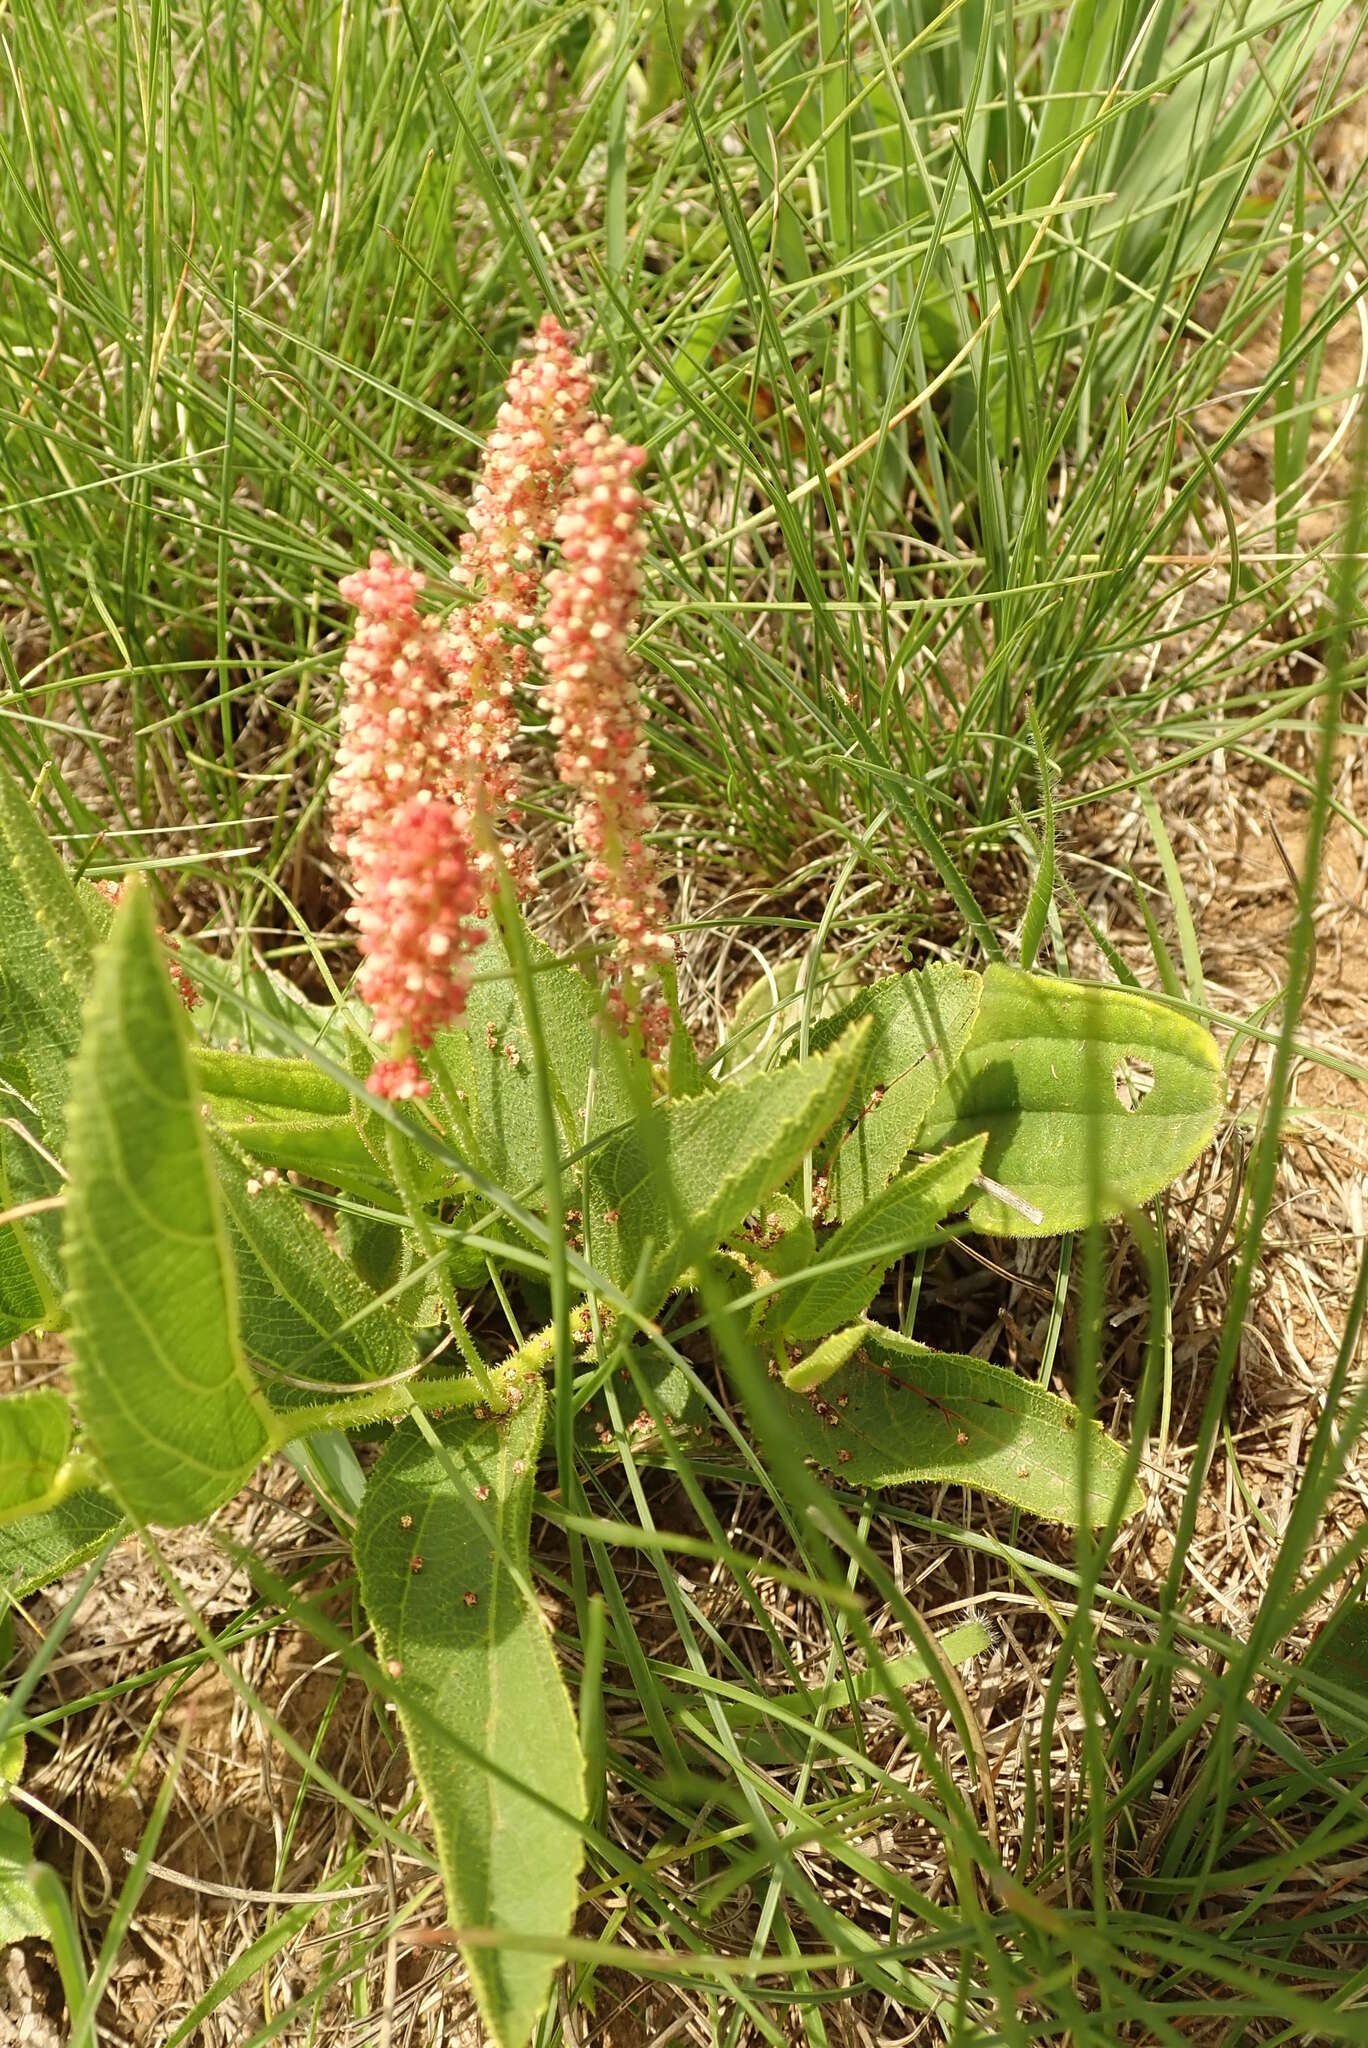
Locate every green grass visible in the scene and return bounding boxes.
[3,0,1368,2041]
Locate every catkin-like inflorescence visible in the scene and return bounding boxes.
[352,796,485,1101]
[446,317,591,880]
[536,422,673,1056]
[330,553,458,880]
[331,324,673,1090]
[331,556,485,1097]
[458,316,592,620]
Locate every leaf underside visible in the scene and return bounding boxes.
[0,1803,45,1943]
[0,1387,72,1521]
[212,1134,417,1410]
[0,762,95,1339]
[0,1490,125,1599]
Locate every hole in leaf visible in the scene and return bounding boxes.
[1114,1056,1155,1112]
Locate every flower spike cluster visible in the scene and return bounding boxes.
[331,553,456,876]
[332,321,674,1093]
[537,422,674,1056]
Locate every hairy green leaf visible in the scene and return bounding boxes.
[0,1802,45,1943]
[0,1490,125,1598]
[0,1388,77,1523]
[0,1120,60,1344]
[774,1327,1140,1526]
[448,914,648,1200]
[806,964,983,1217]
[212,1135,417,1411]
[335,1208,444,1327]
[779,1136,987,1341]
[0,762,96,997]
[64,886,271,1525]
[915,965,1224,1234]
[0,766,95,1341]
[781,1320,869,1391]
[343,1029,456,1208]
[355,1383,583,2048]
[198,1047,388,1194]
[193,1048,352,1120]
[719,954,860,1079]
[586,1021,869,1314]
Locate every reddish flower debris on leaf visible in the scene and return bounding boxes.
[94,879,200,1011]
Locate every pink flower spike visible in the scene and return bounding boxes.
[443,320,592,877]
[536,422,674,1057]
[353,796,486,1099]
[459,317,593,610]
[330,551,461,886]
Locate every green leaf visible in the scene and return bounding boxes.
[915,965,1224,1235]
[64,884,271,1526]
[781,1321,870,1392]
[579,1349,712,1456]
[207,1111,387,1194]
[731,1193,816,1286]
[0,1127,59,1343]
[343,1028,453,1203]
[772,1327,1140,1526]
[0,1489,125,1598]
[0,1388,76,1523]
[449,914,648,1200]
[0,762,96,997]
[718,954,860,1079]
[805,964,983,1217]
[217,956,352,1062]
[779,1136,987,1341]
[211,1135,418,1412]
[193,1047,352,1120]
[335,1208,444,1327]
[585,1020,870,1315]
[0,767,95,1341]
[0,1802,45,1943]
[355,1383,583,2048]
[197,1048,388,1193]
